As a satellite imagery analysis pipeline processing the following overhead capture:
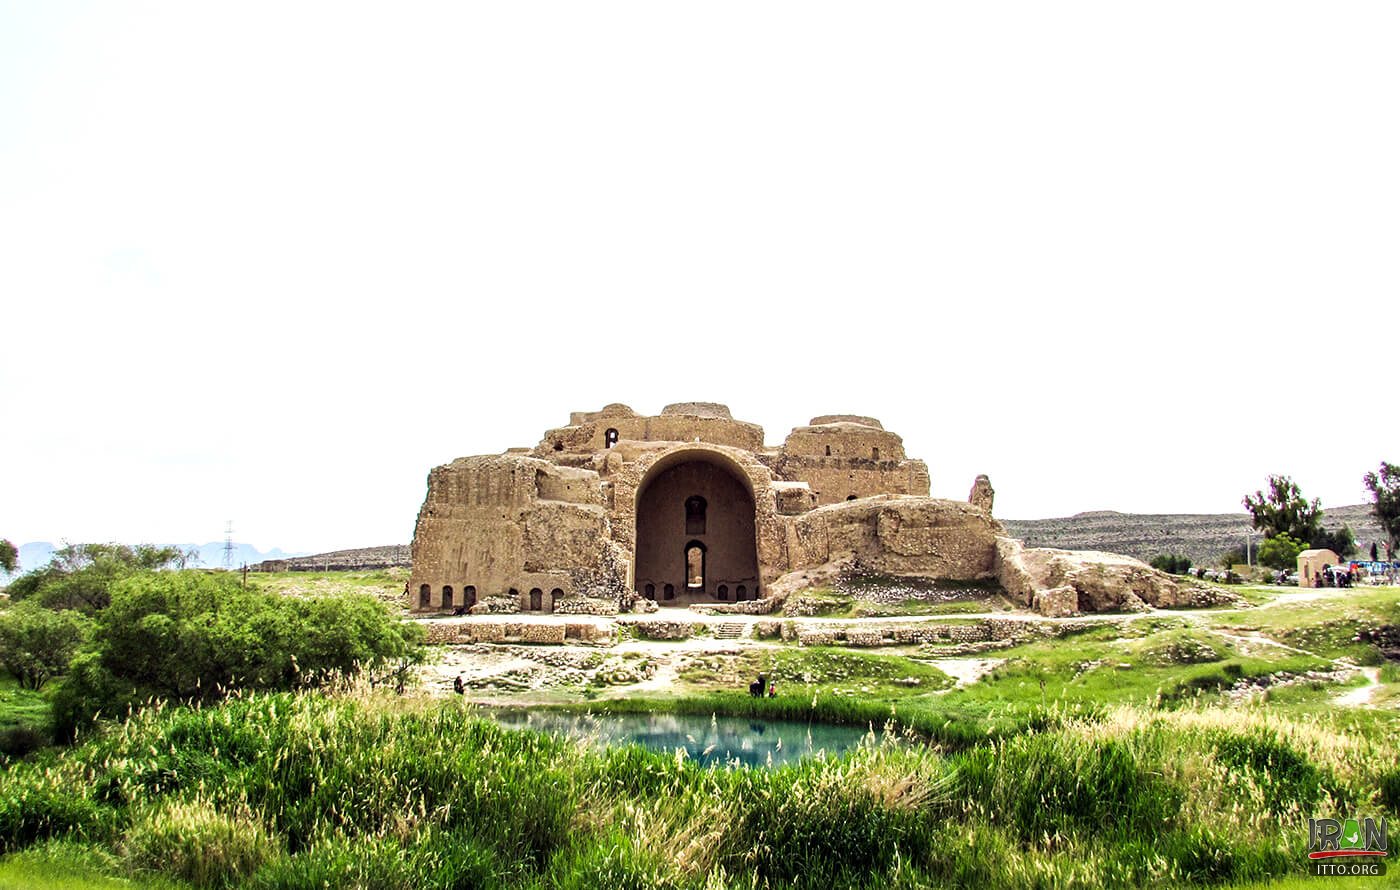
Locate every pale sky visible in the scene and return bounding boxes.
[2,2,1396,554]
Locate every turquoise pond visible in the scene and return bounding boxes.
[487,710,883,768]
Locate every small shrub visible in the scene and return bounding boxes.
[1378,767,1400,814]
[0,724,47,759]
[1213,730,1342,814]
[0,767,111,851]
[955,735,1180,840]
[124,798,279,888]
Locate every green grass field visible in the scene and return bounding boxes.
[2,578,1397,888]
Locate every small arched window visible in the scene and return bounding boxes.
[418,584,431,608]
[604,428,619,448]
[464,585,477,607]
[825,445,832,456]
[685,495,707,535]
[717,584,729,600]
[663,583,675,600]
[736,585,747,601]
[644,583,656,599]
[529,588,543,611]
[442,585,454,609]
[872,446,880,460]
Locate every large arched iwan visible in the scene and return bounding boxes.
[634,454,759,603]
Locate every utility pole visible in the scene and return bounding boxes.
[222,521,236,570]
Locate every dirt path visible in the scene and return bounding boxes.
[925,657,1005,688]
[1334,667,1382,707]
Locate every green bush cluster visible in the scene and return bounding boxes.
[47,571,422,739]
[1149,554,1193,574]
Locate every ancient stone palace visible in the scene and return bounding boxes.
[408,402,1203,617]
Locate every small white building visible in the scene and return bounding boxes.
[1297,549,1340,587]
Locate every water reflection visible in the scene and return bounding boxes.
[488,710,878,768]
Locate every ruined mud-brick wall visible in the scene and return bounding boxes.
[409,456,617,610]
[763,418,930,507]
[533,402,765,463]
[409,402,1001,613]
[779,496,1001,581]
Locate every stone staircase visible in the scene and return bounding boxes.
[714,622,747,640]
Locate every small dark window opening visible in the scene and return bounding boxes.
[718,584,729,600]
[685,495,707,535]
[553,441,564,451]
[872,447,880,460]
[442,586,454,609]
[529,588,543,611]
[464,586,477,607]
[685,541,706,590]
[736,585,747,601]
[551,587,564,598]
[419,584,431,608]
[847,494,857,501]
[825,445,832,456]
[663,583,675,600]
[604,428,619,448]
[644,583,656,600]
[509,588,520,603]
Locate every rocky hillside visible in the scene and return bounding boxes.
[1001,504,1385,566]
[257,545,411,572]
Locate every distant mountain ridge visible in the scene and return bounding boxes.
[1001,504,1386,565]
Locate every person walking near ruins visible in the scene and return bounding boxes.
[453,675,464,695]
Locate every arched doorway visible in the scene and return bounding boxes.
[634,453,759,604]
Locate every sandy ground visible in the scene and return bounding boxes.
[416,633,1006,703]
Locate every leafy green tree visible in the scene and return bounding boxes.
[1149,554,1192,574]
[1312,524,1356,558]
[1364,462,1400,556]
[0,602,91,690]
[0,539,16,574]
[1218,546,1248,569]
[1257,533,1308,571]
[51,571,424,737]
[1242,475,1324,542]
[6,543,187,612]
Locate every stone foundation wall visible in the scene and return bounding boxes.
[632,620,702,640]
[519,624,567,645]
[565,623,612,642]
[688,598,778,616]
[552,597,620,616]
[421,620,614,646]
[471,596,520,615]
